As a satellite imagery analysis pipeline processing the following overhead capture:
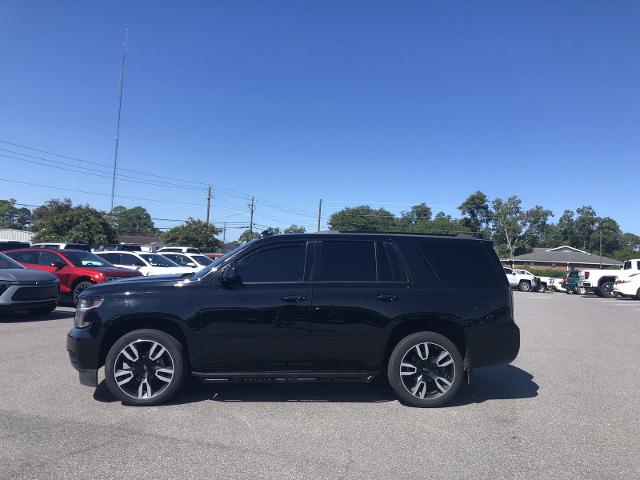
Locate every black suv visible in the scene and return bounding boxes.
[67,232,519,407]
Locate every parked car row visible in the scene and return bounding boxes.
[0,246,211,309]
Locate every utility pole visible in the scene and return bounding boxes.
[205,186,212,224]
[249,197,255,233]
[599,228,603,269]
[222,221,227,245]
[110,29,128,212]
[317,198,323,232]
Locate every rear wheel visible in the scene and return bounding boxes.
[577,286,587,295]
[600,281,615,298]
[105,329,186,406]
[518,280,531,292]
[636,288,640,300]
[387,331,463,408]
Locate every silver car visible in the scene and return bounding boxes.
[0,252,60,316]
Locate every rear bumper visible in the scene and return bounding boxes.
[465,322,520,368]
[67,328,101,387]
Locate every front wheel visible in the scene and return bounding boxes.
[518,280,532,292]
[105,329,186,406]
[537,283,547,293]
[387,331,463,408]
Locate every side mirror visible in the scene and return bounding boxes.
[221,266,241,286]
[186,262,197,268]
[51,262,66,270]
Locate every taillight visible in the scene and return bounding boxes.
[584,272,590,279]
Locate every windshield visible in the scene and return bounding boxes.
[64,251,113,268]
[140,254,179,267]
[0,252,23,269]
[191,241,256,280]
[192,255,213,266]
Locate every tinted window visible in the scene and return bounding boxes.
[318,241,376,282]
[377,242,407,282]
[38,252,63,266]
[624,261,631,270]
[7,251,39,264]
[119,254,146,267]
[140,254,178,267]
[99,253,120,264]
[0,252,23,269]
[64,251,111,267]
[64,243,90,251]
[192,255,213,265]
[418,239,500,288]
[236,243,306,282]
[503,268,513,274]
[0,242,30,252]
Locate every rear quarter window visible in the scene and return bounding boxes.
[416,238,501,288]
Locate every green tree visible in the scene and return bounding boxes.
[428,212,470,234]
[398,203,432,231]
[328,205,397,232]
[284,225,306,234]
[31,198,117,243]
[491,196,552,258]
[109,205,159,235]
[555,210,576,246]
[161,219,222,252]
[0,198,32,229]
[614,233,640,260]
[574,206,598,250]
[458,191,491,237]
[239,229,261,243]
[588,217,623,257]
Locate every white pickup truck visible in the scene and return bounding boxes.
[503,267,540,292]
[581,259,640,297]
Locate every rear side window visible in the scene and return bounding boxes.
[118,254,145,267]
[418,239,500,288]
[377,242,408,282]
[99,253,120,264]
[318,241,376,282]
[38,252,62,266]
[236,243,306,283]
[7,251,39,264]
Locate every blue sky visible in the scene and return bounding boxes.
[1,1,639,239]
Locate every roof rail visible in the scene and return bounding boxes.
[314,230,479,238]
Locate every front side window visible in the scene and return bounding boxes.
[64,251,111,267]
[99,253,120,264]
[236,243,306,283]
[192,255,213,266]
[318,241,376,282]
[140,254,178,267]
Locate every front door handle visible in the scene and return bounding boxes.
[377,294,400,302]
[281,295,307,303]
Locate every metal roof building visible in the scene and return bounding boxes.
[0,229,34,242]
[502,245,623,270]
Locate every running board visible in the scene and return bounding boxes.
[191,371,379,383]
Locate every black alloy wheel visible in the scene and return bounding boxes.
[73,281,94,305]
[601,281,615,298]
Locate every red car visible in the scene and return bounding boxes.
[5,248,142,304]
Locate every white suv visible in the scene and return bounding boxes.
[503,267,540,292]
[96,251,194,276]
[158,252,213,271]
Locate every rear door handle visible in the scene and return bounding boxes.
[377,294,400,302]
[281,295,307,303]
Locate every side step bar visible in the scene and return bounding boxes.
[191,371,379,383]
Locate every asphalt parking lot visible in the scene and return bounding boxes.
[1,293,639,480]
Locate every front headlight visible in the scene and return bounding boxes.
[74,296,104,328]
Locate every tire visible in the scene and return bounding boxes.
[73,281,94,305]
[577,286,587,295]
[537,283,547,293]
[105,329,186,406]
[387,331,463,408]
[595,290,604,298]
[635,288,640,301]
[518,280,531,292]
[600,281,615,298]
[27,304,56,316]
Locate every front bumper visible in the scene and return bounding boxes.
[67,328,101,387]
[465,322,520,369]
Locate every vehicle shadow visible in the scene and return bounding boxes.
[0,310,72,323]
[93,364,538,407]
